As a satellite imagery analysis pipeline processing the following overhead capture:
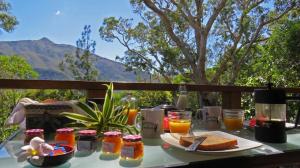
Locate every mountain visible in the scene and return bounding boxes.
[0,38,147,81]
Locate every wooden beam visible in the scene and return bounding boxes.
[0,79,300,93]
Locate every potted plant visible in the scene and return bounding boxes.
[61,83,139,136]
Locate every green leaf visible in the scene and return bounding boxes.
[61,112,97,122]
[76,101,99,121]
[88,101,100,112]
[64,122,86,128]
[108,122,126,128]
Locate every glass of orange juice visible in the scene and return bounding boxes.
[168,111,192,133]
[223,109,244,131]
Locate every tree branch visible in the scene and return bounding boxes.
[143,0,198,80]
[205,0,227,35]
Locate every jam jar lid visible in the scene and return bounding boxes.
[56,128,74,134]
[25,129,44,135]
[78,130,97,136]
[104,131,122,137]
[123,135,142,142]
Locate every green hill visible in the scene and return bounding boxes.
[0,38,147,81]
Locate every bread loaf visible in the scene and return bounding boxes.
[179,134,238,151]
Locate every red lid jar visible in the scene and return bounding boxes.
[121,135,143,161]
[55,128,75,147]
[102,131,122,155]
[24,129,44,144]
[77,130,97,151]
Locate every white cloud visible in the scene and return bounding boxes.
[55,10,61,15]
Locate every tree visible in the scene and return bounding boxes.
[60,25,99,81]
[0,55,38,79]
[235,13,300,87]
[0,0,18,33]
[99,0,298,85]
[0,55,38,142]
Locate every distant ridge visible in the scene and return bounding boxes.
[0,38,147,81]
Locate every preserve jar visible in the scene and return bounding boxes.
[24,129,44,144]
[121,135,143,161]
[77,130,97,151]
[55,128,75,147]
[102,131,122,155]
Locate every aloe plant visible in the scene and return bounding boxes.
[61,83,139,136]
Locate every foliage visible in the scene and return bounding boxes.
[0,0,18,33]
[0,55,39,79]
[25,89,85,102]
[0,55,39,142]
[235,17,300,120]
[61,83,138,136]
[99,0,297,86]
[60,25,99,81]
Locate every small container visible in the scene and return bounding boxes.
[158,104,177,132]
[102,131,122,155]
[55,128,75,147]
[77,130,97,151]
[24,129,44,144]
[121,135,143,161]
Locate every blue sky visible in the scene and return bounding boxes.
[0,0,140,60]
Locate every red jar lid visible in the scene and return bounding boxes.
[56,128,74,134]
[25,129,44,136]
[123,135,142,142]
[78,130,97,136]
[104,131,122,137]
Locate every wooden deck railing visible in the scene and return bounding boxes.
[1,79,300,108]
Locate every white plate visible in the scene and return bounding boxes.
[160,131,262,153]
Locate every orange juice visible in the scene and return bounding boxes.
[223,118,243,131]
[125,109,138,125]
[169,120,191,133]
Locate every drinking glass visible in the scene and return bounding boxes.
[168,111,192,133]
[223,109,244,131]
[197,106,222,130]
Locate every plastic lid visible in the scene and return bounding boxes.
[254,89,286,104]
[25,129,44,135]
[123,135,142,142]
[78,130,97,136]
[104,131,122,137]
[56,128,74,134]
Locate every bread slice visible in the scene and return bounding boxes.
[179,134,238,151]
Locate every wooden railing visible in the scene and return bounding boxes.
[1,79,300,108]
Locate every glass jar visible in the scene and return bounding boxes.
[121,135,143,161]
[24,129,44,144]
[102,131,122,155]
[77,130,97,151]
[55,128,75,147]
[121,94,138,125]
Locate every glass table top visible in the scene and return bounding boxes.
[1,129,300,168]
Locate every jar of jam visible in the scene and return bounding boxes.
[77,130,97,151]
[24,129,44,144]
[102,131,122,155]
[121,135,143,161]
[55,128,75,147]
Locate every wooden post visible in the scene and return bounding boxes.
[222,91,241,109]
[87,89,106,99]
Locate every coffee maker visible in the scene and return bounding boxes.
[254,84,300,143]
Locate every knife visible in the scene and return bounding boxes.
[185,136,207,152]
